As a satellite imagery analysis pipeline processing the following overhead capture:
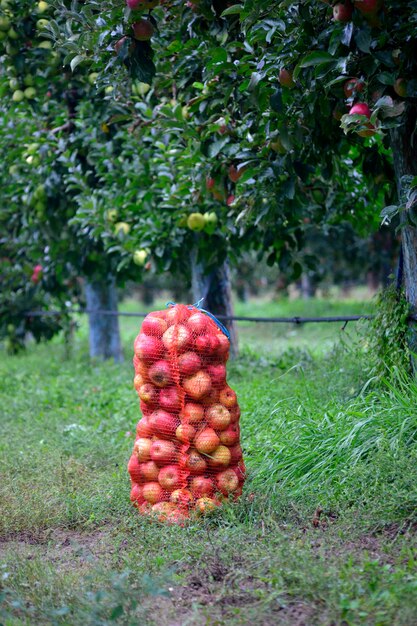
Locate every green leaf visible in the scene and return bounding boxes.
[294,51,334,79]
[221,4,243,17]
[70,54,85,72]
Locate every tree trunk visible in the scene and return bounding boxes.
[389,103,417,368]
[300,273,317,299]
[190,247,238,358]
[85,275,123,362]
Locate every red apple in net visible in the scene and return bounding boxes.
[133,437,152,462]
[194,427,220,454]
[130,483,145,504]
[207,445,231,469]
[151,501,177,522]
[195,497,217,515]
[206,404,231,431]
[166,305,192,326]
[170,488,194,506]
[195,333,219,354]
[185,449,207,475]
[159,386,181,412]
[236,460,246,483]
[229,444,243,464]
[219,386,237,408]
[229,405,241,423]
[141,314,168,337]
[201,387,220,407]
[150,439,177,465]
[219,423,240,446]
[216,469,239,495]
[207,364,226,386]
[175,423,196,443]
[142,481,164,504]
[187,312,207,334]
[183,370,212,400]
[133,373,144,391]
[136,417,152,438]
[138,460,159,482]
[148,360,172,388]
[162,325,191,352]
[138,383,158,405]
[189,476,214,498]
[148,410,179,439]
[128,454,142,483]
[134,334,164,363]
[215,333,229,358]
[178,351,202,376]
[158,465,182,491]
[135,358,149,380]
[181,402,204,424]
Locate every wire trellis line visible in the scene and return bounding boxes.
[22,309,417,324]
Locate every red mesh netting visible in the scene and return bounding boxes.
[128,303,245,523]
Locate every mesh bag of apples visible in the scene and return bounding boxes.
[128,303,245,523]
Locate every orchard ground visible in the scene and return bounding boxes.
[1,294,417,626]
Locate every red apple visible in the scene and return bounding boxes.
[279,68,295,88]
[148,410,178,439]
[219,386,237,408]
[138,460,159,481]
[133,373,144,391]
[136,417,152,438]
[178,351,202,376]
[148,360,172,388]
[349,103,376,137]
[206,176,215,190]
[229,405,241,423]
[159,386,181,412]
[150,439,177,465]
[229,444,243,464]
[194,427,220,454]
[219,423,240,446]
[130,483,145,504]
[236,459,246,482]
[175,423,196,443]
[128,454,142,483]
[195,497,217,515]
[181,402,204,424]
[216,469,239,495]
[135,358,149,380]
[228,164,243,183]
[133,437,152,461]
[170,488,194,506]
[189,476,214,498]
[127,0,159,9]
[166,305,191,326]
[201,387,220,407]
[333,2,353,21]
[158,464,182,491]
[207,445,231,469]
[353,0,380,14]
[162,324,191,352]
[215,332,230,357]
[205,404,231,431]
[141,314,168,337]
[183,370,212,400]
[187,312,208,334]
[185,449,207,475]
[142,481,164,504]
[134,334,164,363]
[226,194,235,206]
[207,364,226,386]
[132,19,154,41]
[138,383,158,405]
[343,78,364,99]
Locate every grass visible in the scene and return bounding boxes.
[1,294,417,625]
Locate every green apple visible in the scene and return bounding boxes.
[37,40,52,49]
[114,221,130,236]
[106,209,118,222]
[88,72,99,85]
[0,30,7,41]
[24,87,37,99]
[36,18,50,29]
[203,211,218,226]
[0,16,11,31]
[7,27,18,40]
[12,90,24,102]
[26,155,40,166]
[34,184,46,201]
[133,249,148,266]
[9,164,19,175]
[37,1,49,13]
[23,74,35,87]
[132,82,150,96]
[9,77,19,89]
[105,85,114,94]
[187,212,206,231]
